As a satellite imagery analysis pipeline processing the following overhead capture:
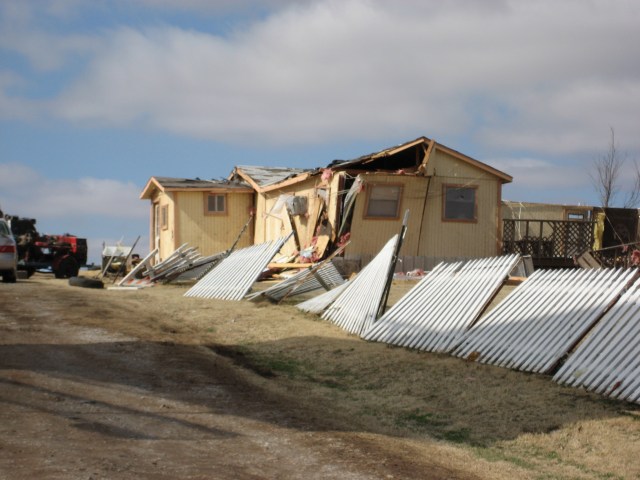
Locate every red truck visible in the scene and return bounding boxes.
[7,216,87,278]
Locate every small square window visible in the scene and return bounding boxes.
[443,185,476,221]
[365,184,402,218]
[206,193,226,214]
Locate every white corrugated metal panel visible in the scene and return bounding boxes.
[553,274,640,403]
[296,280,350,314]
[168,252,226,282]
[363,255,522,352]
[247,261,345,301]
[454,268,638,374]
[184,236,290,301]
[321,235,399,335]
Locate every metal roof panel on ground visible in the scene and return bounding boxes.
[184,236,290,301]
[321,235,399,336]
[296,280,350,314]
[165,251,227,283]
[247,261,345,302]
[454,268,638,374]
[363,255,522,353]
[553,273,640,404]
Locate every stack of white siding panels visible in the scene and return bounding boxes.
[296,281,350,314]
[454,268,638,374]
[554,275,640,403]
[321,235,399,335]
[363,255,522,352]
[247,261,345,301]
[184,236,289,301]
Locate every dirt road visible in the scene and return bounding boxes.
[0,277,472,480]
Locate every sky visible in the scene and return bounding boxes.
[1,0,639,264]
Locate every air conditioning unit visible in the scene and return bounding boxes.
[286,196,308,216]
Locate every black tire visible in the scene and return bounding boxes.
[68,276,104,289]
[1,269,17,283]
[55,255,80,279]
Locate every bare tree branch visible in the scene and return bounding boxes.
[623,159,640,208]
[589,127,639,208]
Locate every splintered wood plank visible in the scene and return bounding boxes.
[305,197,324,248]
[279,210,299,256]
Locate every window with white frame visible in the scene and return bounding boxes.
[365,184,402,218]
[205,193,226,214]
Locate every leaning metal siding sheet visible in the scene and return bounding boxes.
[321,235,399,336]
[296,280,350,314]
[184,236,289,301]
[363,255,522,353]
[170,253,225,282]
[553,275,640,403]
[248,261,345,301]
[454,268,638,374]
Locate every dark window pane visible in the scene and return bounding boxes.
[208,194,225,213]
[445,187,475,220]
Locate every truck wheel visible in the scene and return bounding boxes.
[55,255,79,279]
[68,276,104,289]
[1,269,17,283]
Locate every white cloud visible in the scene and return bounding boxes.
[0,71,39,119]
[130,0,317,12]
[3,0,640,156]
[0,2,99,72]
[0,163,147,220]
[490,157,591,190]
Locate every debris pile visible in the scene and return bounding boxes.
[117,244,226,287]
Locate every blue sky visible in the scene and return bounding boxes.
[1,0,639,263]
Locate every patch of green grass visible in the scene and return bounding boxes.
[327,368,352,378]
[510,446,626,480]
[397,410,448,428]
[395,410,490,447]
[439,428,472,444]
[597,473,624,480]
[473,447,536,470]
[318,379,343,388]
[257,357,306,377]
[544,450,560,461]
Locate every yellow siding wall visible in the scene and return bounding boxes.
[346,175,425,257]
[156,192,176,261]
[419,175,500,258]
[347,148,502,259]
[175,191,254,256]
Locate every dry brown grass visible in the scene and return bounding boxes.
[54,274,640,479]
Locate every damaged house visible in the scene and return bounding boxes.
[139,177,254,261]
[141,136,512,269]
[230,136,512,270]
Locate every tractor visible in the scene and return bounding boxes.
[6,215,87,278]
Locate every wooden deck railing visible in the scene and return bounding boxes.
[503,219,595,266]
